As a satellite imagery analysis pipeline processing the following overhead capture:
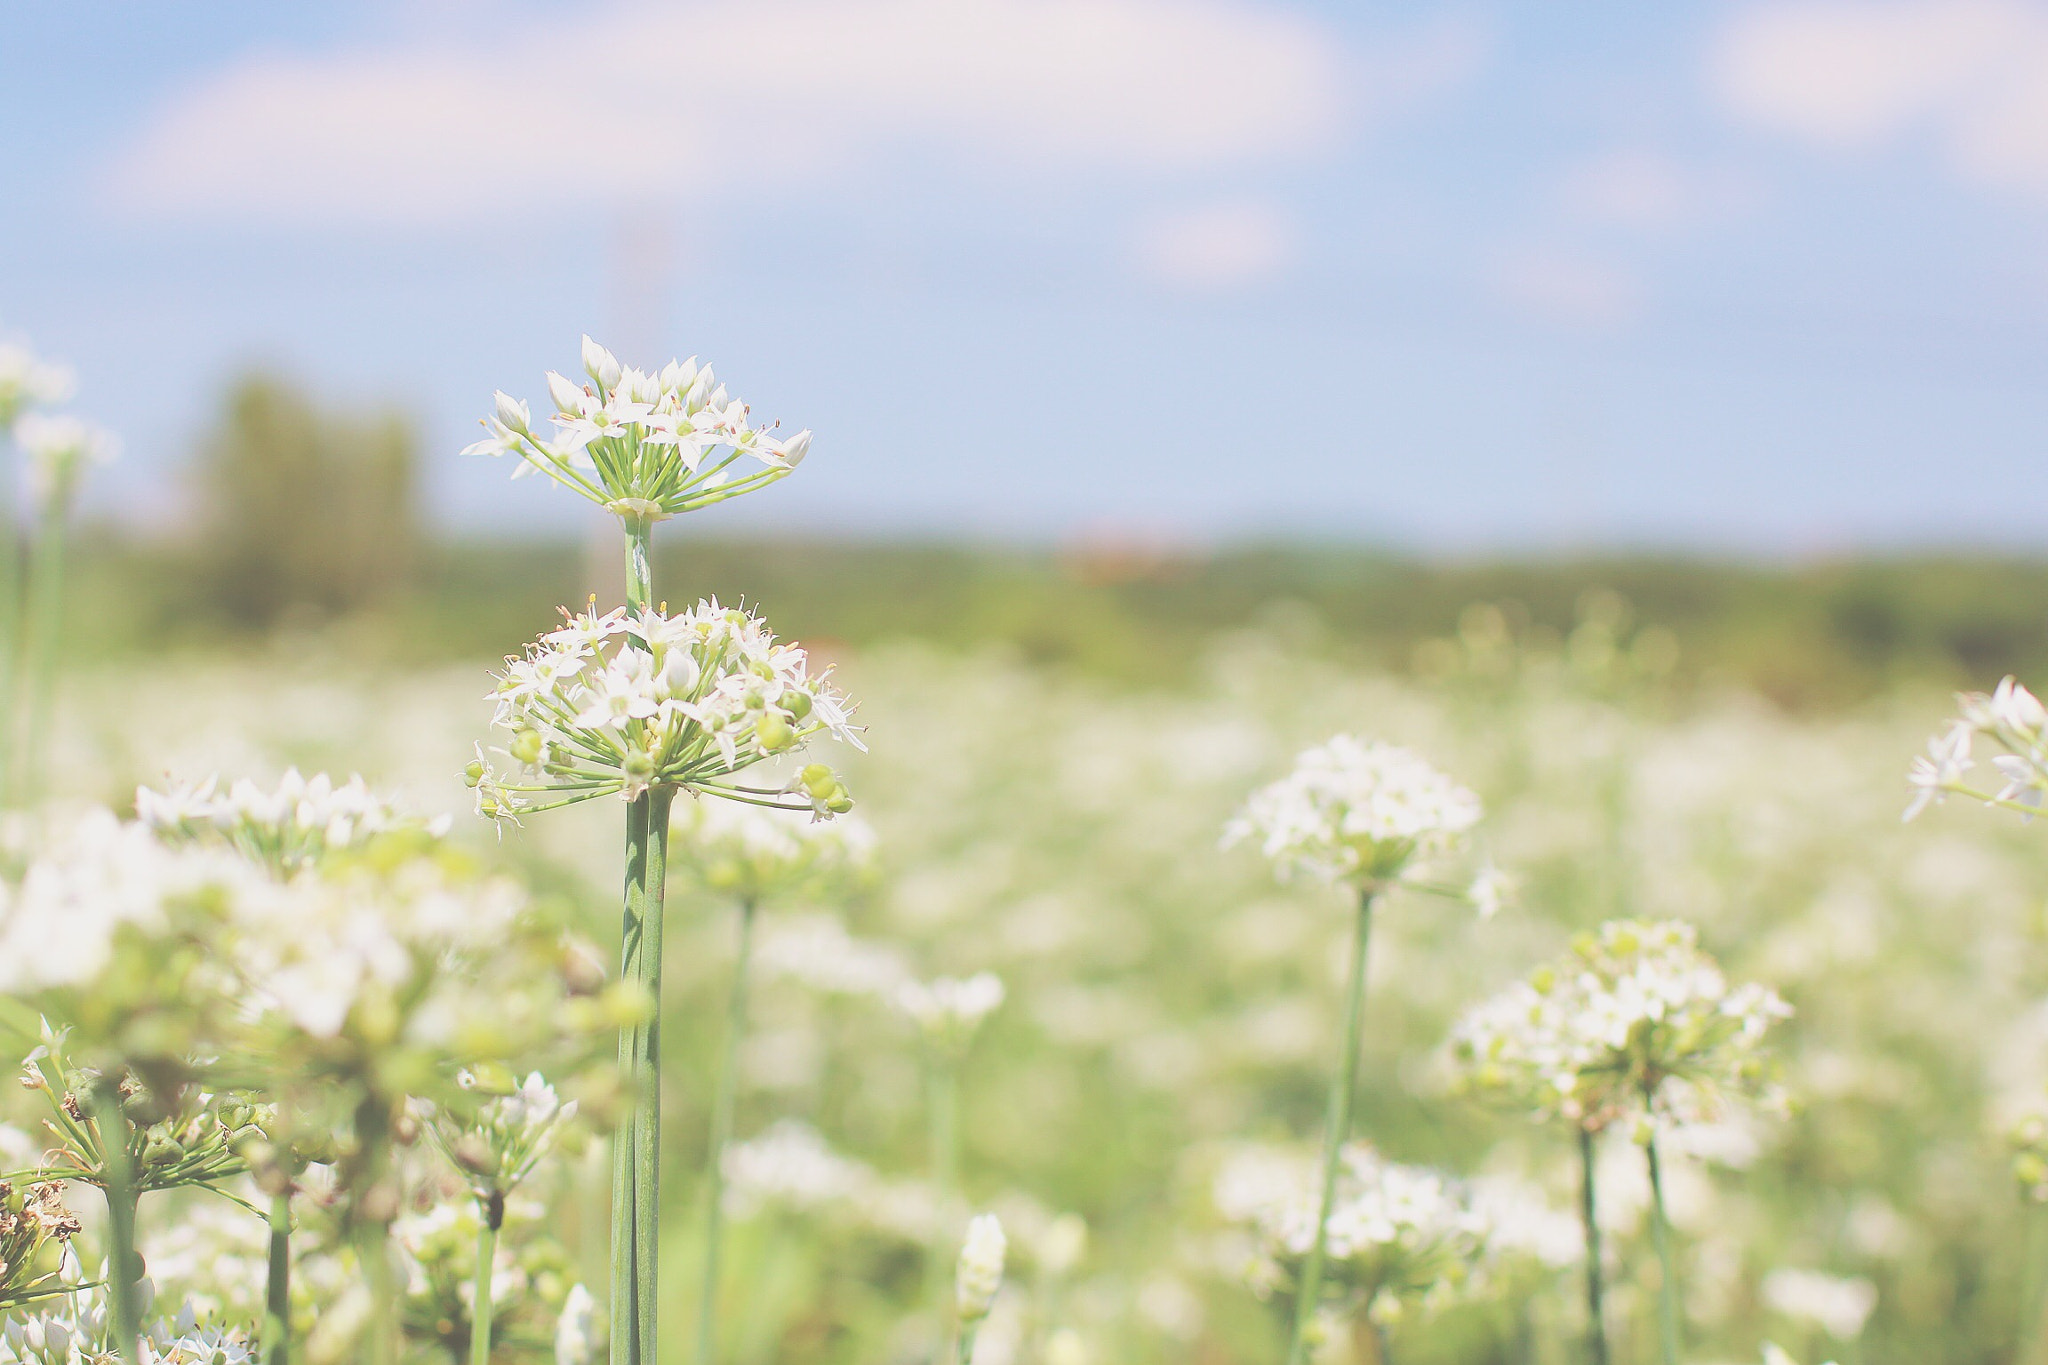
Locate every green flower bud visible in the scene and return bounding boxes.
[623,750,657,785]
[783,690,813,719]
[463,760,485,787]
[825,795,854,815]
[756,715,794,752]
[510,729,545,765]
[800,764,837,799]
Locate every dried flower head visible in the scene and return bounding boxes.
[1225,735,1481,886]
[462,336,810,524]
[470,599,861,822]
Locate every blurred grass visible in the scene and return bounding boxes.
[60,528,2048,707]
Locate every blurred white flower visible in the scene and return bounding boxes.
[1762,1267,1877,1340]
[1224,734,1480,885]
[955,1213,1007,1323]
[0,342,75,426]
[138,768,443,875]
[671,796,875,900]
[554,1284,598,1365]
[755,915,909,997]
[896,972,1005,1055]
[11,412,117,512]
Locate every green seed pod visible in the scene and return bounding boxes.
[756,715,794,752]
[800,764,837,799]
[510,729,545,765]
[783,690,813,719]
[463,760,485,787]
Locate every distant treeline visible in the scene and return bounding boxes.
[66,372,2048,707]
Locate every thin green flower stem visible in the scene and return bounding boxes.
[1285,885,1379,1365]
[94,1087,144,1363]
[698,895,758,1365]
[1577,1125,1608,1365]
[1645,1133,1681,1365]
[955,1322,980,1365]
[925,1057,961,1356]
[19,500,64,800]
[265,1190,291,1365]
[471,1196,501,1365]
[0,434,18,801]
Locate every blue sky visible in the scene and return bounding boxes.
[6,0,2048,551]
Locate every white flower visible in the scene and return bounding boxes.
[755,915,909,997]
[671,794,876,900]
[555,1284,598,1365]
[419,1070,578,1200]
[138,769,438,875]
[1909,677,2048,821]
[1467,861,1518,919]
[1450,919,1792,1132]
[12,412,117,511]
[472,600,861,823]
[0,342,75,426]
[896,972,1005,1054]
[722,1120,873,1216]
[464,337,808,521]
[1224,735,1481,885]
[955,1214,1007,1323]
[1762,1268,1877,1340]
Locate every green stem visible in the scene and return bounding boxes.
[353,1097,398,1365]
[1645,1134,1681,1365]
[472,1196,501,1365]
[0,434,19,802]
[96,1089,143,1363]
[612,784,675,1365]
[955,1321,979,1365]
[18,502,61,802]
[698,897,758,1365]
[925,1058,960,1347]
[265,1191,291,1365]
[1577,1125,1608,1365]
[1285,886,1378,1365]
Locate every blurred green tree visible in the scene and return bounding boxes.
[191,374,419,625]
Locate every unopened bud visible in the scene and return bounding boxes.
[955,1214,1006,1323]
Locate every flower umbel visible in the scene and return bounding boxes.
[470,599,861,821]
[461,336,811,524]
[11,413,117,514]
[1450,919,1791,1132]
[1224,735,1481,885]
[1906,676,2048,821]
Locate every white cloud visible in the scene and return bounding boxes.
[1559,149,1758,228]
[1492,247,1641,328]
[1134,201,1294,289]
[1712,0,2048,194]
[110,0,1361,227]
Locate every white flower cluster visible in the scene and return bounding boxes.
[463,336,811,522]
[0,804,526,1041]
[137,769,444,876]
[754,916,910,997]
[720,1120,939,1241]
[1216,1143,1490,1317]
[1906,676,2048,821]
[1225,735,1481,885]
[670,797,876,901]
[473,600,861,819]
[895,972,1005,1056]
[11,414,117,513]
[1450,919,1791,1132]
[0,343,74,426]
[0,1280,254,1365]
[954,1214,1007,1323]
[1761,1266,1878,1340]
[417,1070,577,1203]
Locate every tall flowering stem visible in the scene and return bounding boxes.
[1645,1133,1680,1365]
[614,783,674,1365]
[698,894,756,1365]
[1223,734,1482,1364]
[0,342,74,797]
[1577,1125,1608,1365]
[1286,886,1376,1365]
[265,1190,291,1365]
[90,1084,144,1364]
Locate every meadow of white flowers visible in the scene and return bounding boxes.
[0,333,2045,1365]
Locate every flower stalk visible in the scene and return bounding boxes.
[93,1084,143,1364]
[1645,1133,1680,1365]
[698,895,758,1365]
[472,1196,502,1365]
[18,494,64,798]
[1577,1125,1608,1365]
[266,1190,292,1365]
[1286,886,1378,1365]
